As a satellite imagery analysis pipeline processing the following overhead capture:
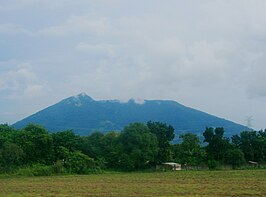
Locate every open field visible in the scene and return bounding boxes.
[0,170,265,196]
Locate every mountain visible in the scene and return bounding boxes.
[13,93,250,139]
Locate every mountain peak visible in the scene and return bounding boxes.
[63,92,94,107]
[77,92,88,97]
[74,92,94,101]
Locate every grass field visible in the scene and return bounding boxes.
[0,170,265,196]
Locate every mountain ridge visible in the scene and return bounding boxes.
[13,93,250,139]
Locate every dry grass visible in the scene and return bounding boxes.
[0,170,265,196]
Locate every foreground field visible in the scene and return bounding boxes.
[0,170,265,196]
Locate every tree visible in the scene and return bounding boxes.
[171,143,181,163]
[83,131,105,159]
[225,148,245,169]
[147,121,175,163]
[13,124,54,165]
[52,130,84,161]
[64,151,95,174]
[0,143,24,172]
[0,124,17,149]
[81,131,120,168]
[232,130,266,162]
[118,123,158,170]
[100,131,120,168]
[52,130,83,152]
[237,131,256,161]
[203,127,230,164]
[178,133,205,166]
[258,130,266,162]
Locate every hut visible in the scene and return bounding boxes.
[248,161,258,167]
[157,162,182,171]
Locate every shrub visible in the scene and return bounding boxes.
[208,160,218,170]
[64,151,96,174]
[16,164,53,176]
[51,160,65,175]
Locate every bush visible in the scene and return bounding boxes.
[225,149,245,169]
[16,164,53,176]
[64,151,96,174]
[0,143,24,172]
[16,167,34,176]
[51,160,65,175]
[208,160,218,170]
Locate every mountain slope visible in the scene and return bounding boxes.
[13,93,250,138]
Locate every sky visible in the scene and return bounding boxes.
[1,0,266,130]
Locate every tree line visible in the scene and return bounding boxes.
[0,122,265,175]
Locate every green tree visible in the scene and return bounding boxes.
[52,130,84,161]
[232,130,266,162]
[54,146,71,161]
[178,133,206,166]
[0,124,17,149]
[171,143,181,163]
[203,127,230,164]
[81,131,120,168]
[258,130,266,161]
[64,151,95,174]
[147,121,175,163]
[225,148,245,169]
[100,131,120,168]
[83,131,105,159]
[118,123,158,170]
[13,124,54,165]
[0,143,24,172]
[52,130,83,152]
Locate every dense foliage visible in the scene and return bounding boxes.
[0,123,265,175]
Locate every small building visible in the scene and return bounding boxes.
[157,162,182,171]
[248,161,258,166]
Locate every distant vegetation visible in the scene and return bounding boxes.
[0,122,265,175]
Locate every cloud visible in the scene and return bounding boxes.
[76,42,117,57]
[23,84,44,98]
[1,0,266,128]
[0,63,45,99]
[14,1,266,100]
[0,0,77,10]
[0,23,32,35]
[245,54,266,98]
[38,15,111,36]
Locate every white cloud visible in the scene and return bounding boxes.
[38,15,111,36]
[76,42,117,57]
[0,63,45,99]
[1,0,266,129]
[23,84,44,98]
[0,0,76,10]
[0,23,32,35]
[245,54,266,98]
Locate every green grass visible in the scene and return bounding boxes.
[0,170,265,196]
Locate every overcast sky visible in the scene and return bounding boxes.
[1,0,266,130]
